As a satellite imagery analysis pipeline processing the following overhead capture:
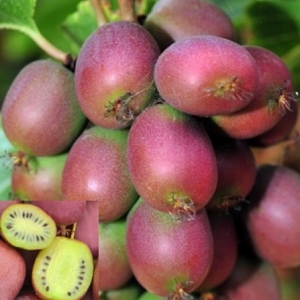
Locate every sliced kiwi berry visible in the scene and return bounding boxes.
[32,236,94,300]
[0,203,57,250]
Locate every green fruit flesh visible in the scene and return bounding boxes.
[32,237,94,300]
[0,204,57,250]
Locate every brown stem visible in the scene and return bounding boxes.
[89,0,108,26]
[118,0,138,22]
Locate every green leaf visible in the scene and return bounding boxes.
[0,115,16,200]
[245,0,300,57]
[61,1,98,48]
[0,0,38,35]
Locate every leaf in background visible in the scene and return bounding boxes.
[245,1,300,57]
[61,1,98,49]
[0,115,16,200]
[0,0,39,37]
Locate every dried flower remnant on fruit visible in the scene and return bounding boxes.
[214,195,249,212]
[206,76,253,101]
[1,150,30,173]
[199,292,218,300]
[268,79,299,115]
[167,280,194,300]
[168,193,196,221]
[104,92,134,126]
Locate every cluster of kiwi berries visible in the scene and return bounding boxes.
[1,0,300,299]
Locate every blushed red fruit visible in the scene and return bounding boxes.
[127,103,217,218]
[1,59,86,156]
[11,153,67,200]
[0,239,26,299]
[249,100,298,147]
[246,165,300,268]
[196,212,238,291]
[126,199,213,297]
[154,35,258,117]
[31,200,86,227]
[144,0,236,50]
[62,126,138,222]
[98,218,133,290]
[74,201,99,258]
[212,45,296,139]
[217,259,281,300]
[206,138,256,210]
[75,21,160,129]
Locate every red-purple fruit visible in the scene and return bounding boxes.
[127,103,217,218]
[154,35,258,117]
[246,164,300,268]
[216,259,281,300]
[0,239,26,299]
[196,212,238,291]
[75,21,160,129]
[31,200,86,235]
[11,153,67,200]
[74,201,99,258]
[1,59,86,156]
[98,218,133,291]
[62,126,138,222]
[126,199,213,298]
[249,100,298,147]
[206,138,256,210]
[212,45,296,139]
[144,0,236,50]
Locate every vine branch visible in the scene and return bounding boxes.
[118,0,138,22]
[89,0,108,26]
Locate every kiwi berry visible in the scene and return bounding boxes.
[0,203,57,250]
[32,236,94,300]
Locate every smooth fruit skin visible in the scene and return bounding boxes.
[196,212,238,291]
[144,0,236,50]
[127,103,217,216]
[75,21,160,129]
[0,239,26,299]
[218,259,281,300]
[126,199,213,297]
[1,59,86,156]
[212,45,295,139]
[154,35,258,117]
[62,126,138,222]
[98,218,133,290]
[12,154,67,200]
[206,138,256,210]
[246,165,300,268]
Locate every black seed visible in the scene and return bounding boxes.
[75,286,79,290]
[9,214,14,218]
[6,224,12,229]
[80,265,85,269]
[36,236,39,241]
[42,269,46,272]
[78,276,83,280]
[68,292,72,296]
[41,236,44,241]
[34,218,39,223]
[44,262,49,266]
[43,223,48,227]
[46,286,49,292]
[22,212,25,218]
[46,256,51,261]
[14,232,18,236]
[26,212,29,218]
[78,282,82,285]
[80,271,85,275]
